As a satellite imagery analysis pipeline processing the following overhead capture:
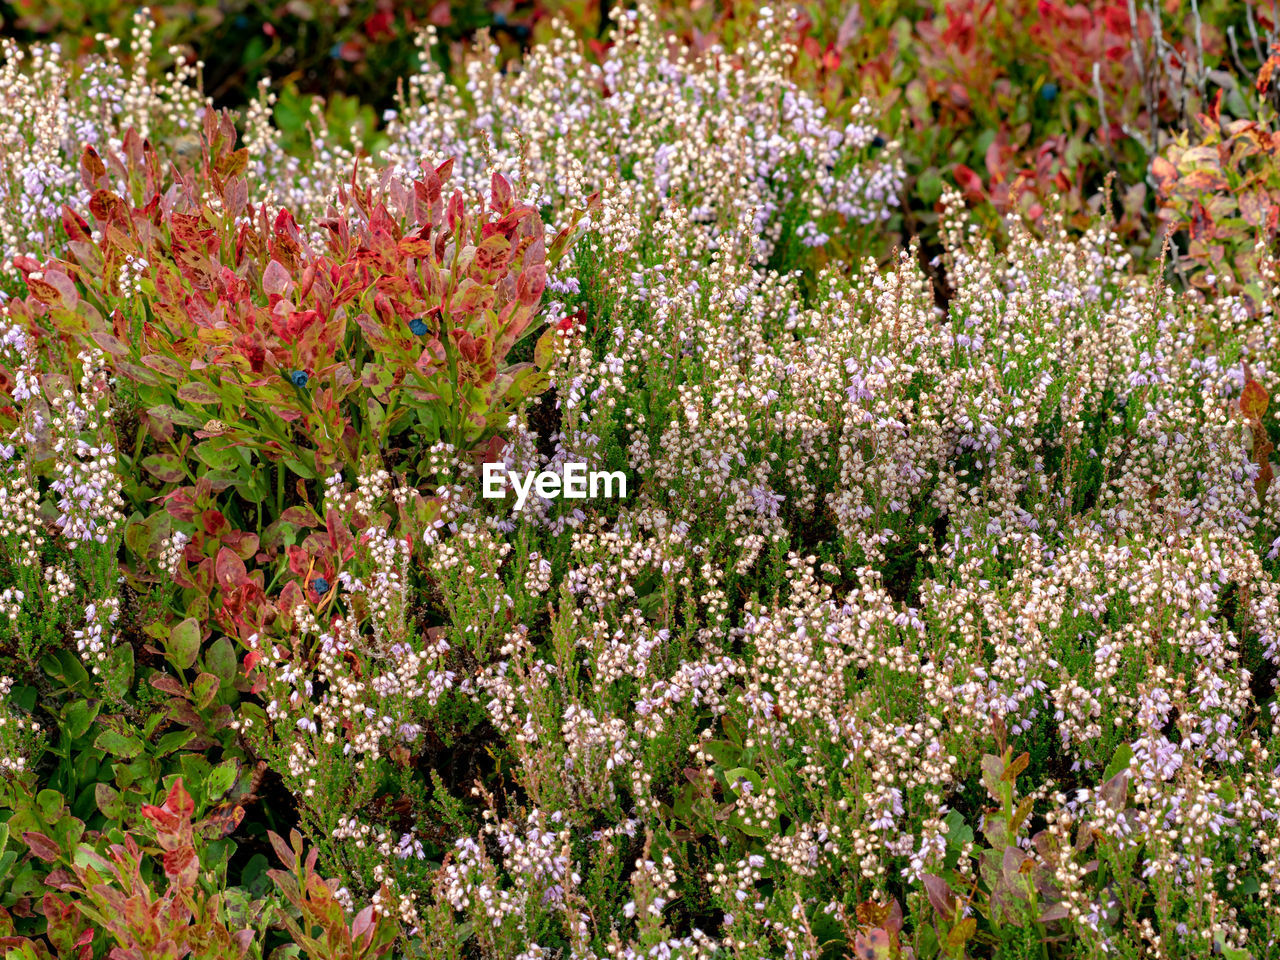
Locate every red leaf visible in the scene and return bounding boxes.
[953,163,986,200]
[1257,52,1280,94]
[1205,88,1222,126]
[1256,454,1274,500]
[1151,156,1178,194]
[149,673,188,698]
[516,264,546,306]
[447,191,465,233]
[490,172,513,213]
[1102,3,1130,34]
[215,546,248,591]
[267,830,298,870]
[61,206,92,244]
[79,145,108,192]
[1242,379,1269,421]
[162,844,198,886]
[922,873,957,921]
[364,9,395,39]
[22,832,61,862]
[262,259,291,296]
[351,904,376,943]
[164,777,196,818]
[141,803,179,833]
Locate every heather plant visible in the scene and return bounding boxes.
[191,1,907,273]
[363,186,1280,956]
[0,10,206,277]
[383,3,905,271]
[0,311,125,676]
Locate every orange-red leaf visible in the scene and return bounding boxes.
[1242,379,1269,421]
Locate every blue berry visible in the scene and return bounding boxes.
[289,370,309,388]
[409,317,429,336]
[1040,83,1058,102]
[311,576,330,596]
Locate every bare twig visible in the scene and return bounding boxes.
[1093,62,1116,168]
[1127,0,1157,156]
[1145,0,1168,154]
[1247,1,1264,62]
[1189,0,1206,97]
[1227,26,1248,77]
[1148,0,1167,65]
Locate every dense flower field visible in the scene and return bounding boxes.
[1,3,1280,959]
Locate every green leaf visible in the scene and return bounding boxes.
[945,917,976,949]
[193,672,220,709]
[94,728,144,760]
[62,700,100,740]
[917,168,945,205]
[95,783,124,820]
[11,683,36,712]
[205,636,237,686]
[1216,931,1252,960]
[124,511,171,559]
[155,730,196,755]
[141,453,186,483]
[284,457,316,479]
[116,361,163,386]
[37,789,66,821]
[1103,742,1133,783]
[672,783,696,823]
[235,470,271,504]
[207,760,238,800]
[43,649,91,693]
[177,381,222,404]
[168,618,202,670]
[144,711,167,737]
[241,852,272,896]
[701,739,742,770]
[178,754,213,799]
[534,327,558,370]
[147,404,204,429]
[194,439,246,471]
[721,715,745,747]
